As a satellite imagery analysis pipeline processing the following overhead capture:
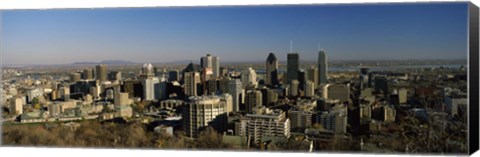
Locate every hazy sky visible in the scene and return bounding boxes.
[1,2,469,65]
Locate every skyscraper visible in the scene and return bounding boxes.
[318,50,328,84]
[305,80,315,98]
[82,68,94,80]
[290,80,299,97]
[228,79,243,112]
[308,66,319,89]
[143,77,160,101]
[241,67,257,88]
[168,70,179,82]
[266,52,279,86]
[184,71,200,96]
[359,68,370,90]
[287,53,299,83]
[297,69,307,90]
[245,90,262,113]
[70,73,81,82]
[374,75,388,95]
[95,64,107,82]
[201,54,220,79]
[141,63,155,79]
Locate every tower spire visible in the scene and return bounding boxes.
[290,40,293,52]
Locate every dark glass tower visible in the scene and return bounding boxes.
[266,52,279,86]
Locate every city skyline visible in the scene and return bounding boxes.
[2,2,468,65]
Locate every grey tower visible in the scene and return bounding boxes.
[95,64,107,82]
[201,54,220,78]
[318,50,328,84]
[266,53,279,86]
[287,53,299,84]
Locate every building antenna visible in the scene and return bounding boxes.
[290,40,293,53]
[317,43,321,51]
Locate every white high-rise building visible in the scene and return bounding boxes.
[241,67,257,88]
[10,97,23,115]
[305,80,315,98]
[143,77,160,101]
[228,79,244,112]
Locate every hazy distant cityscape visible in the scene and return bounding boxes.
[0,2,470,155]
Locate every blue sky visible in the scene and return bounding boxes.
[1,2,469,65]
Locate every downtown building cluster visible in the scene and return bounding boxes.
[1,50,469,152]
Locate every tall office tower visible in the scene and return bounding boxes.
[245,90,262,113]
[114,92,129,106]
[287,53,299,83]
[308,66,319,89]
[236,107,291,145]
[70,73,81,82]
[168,70,179,82]
[96,64,107,82]
[374,75,388,95]
[241,67,257,88]
[265,52,279,86]
[212,56,220,78]
[305,80,315,98]
[398,88,407,104]
[228,79,244,112]
[183,95,228,138]
[108,71,122,82]
[141,63,155,79]
[184,71,200,97]
[154,78,168,100]
[82,68,94,80]
[143,77,160,101]
[368,73,375,88]
[328,83,350,103]
[318,50,328,84]
[289,80,300,97]
[200,54,220,78]
[297,69,307,90]
[359,68,370,90]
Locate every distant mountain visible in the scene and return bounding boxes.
[100,60,136,65]
[165,60,200,64]
[72,61,98,65]
[72,60,136,65]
